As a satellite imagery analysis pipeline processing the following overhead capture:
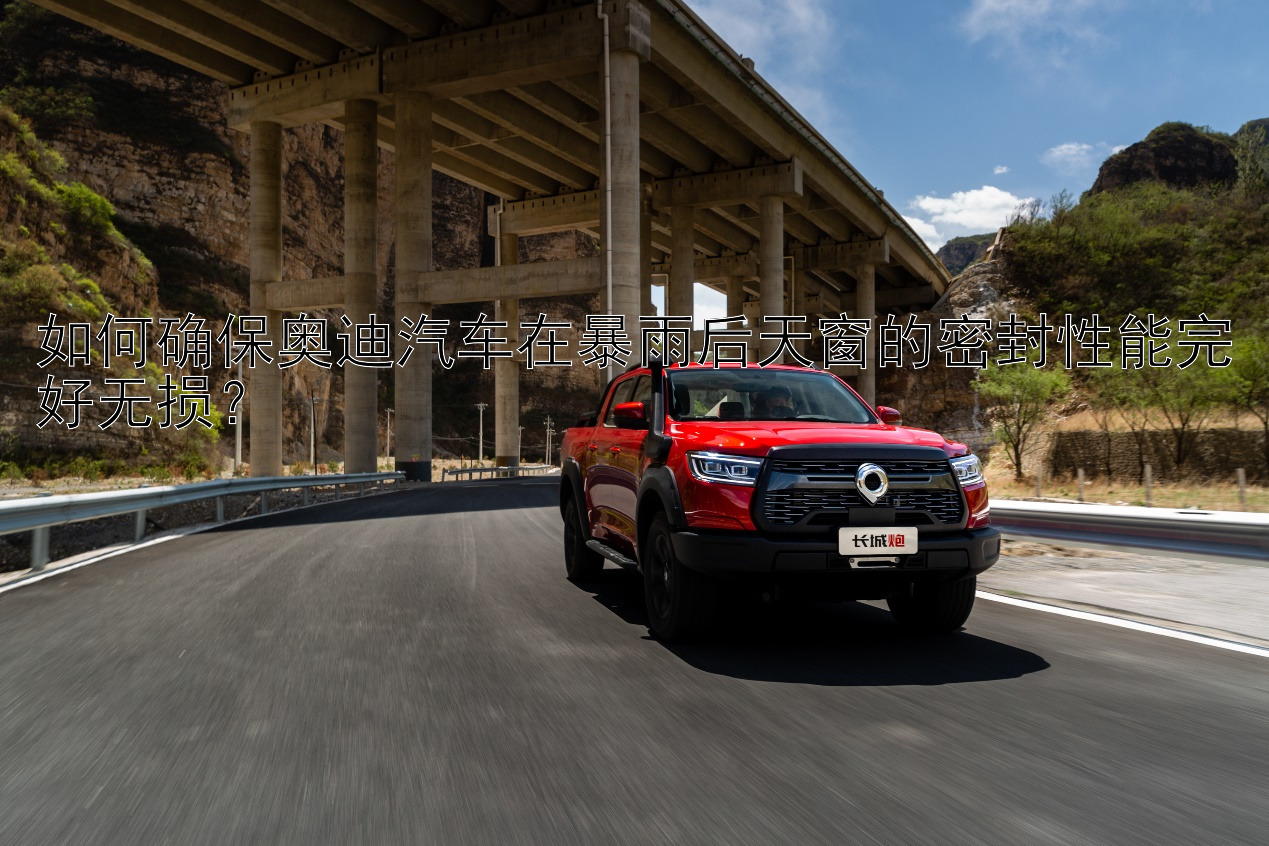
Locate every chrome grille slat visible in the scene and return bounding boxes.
[771,459,950,476]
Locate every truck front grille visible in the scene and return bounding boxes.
[761,488,965,526]
[755,453,966,532]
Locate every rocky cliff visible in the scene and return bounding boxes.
[935,233,994,276]
[876,259,1015,451]
[1088,121,1237,195]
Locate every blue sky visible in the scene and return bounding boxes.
[690,0,1269,252]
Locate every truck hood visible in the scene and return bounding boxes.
[666,421,963,457]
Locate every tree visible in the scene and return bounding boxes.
[1087,361,1154,482]
[1229,332,1269,479]
[978,360,1072,480]
[1138,357,1237,474]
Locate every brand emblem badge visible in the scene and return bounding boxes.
[855,463,889,505]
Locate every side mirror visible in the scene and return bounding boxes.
[876,405,902,426]
[613,401,648,429]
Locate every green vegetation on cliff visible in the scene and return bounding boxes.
[0,103,224,480]
[1004,122,1269,326]
[0,104,146,325]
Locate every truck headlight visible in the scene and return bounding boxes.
[687,452,764,486]
[950,454,984,486]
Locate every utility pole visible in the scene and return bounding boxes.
[385,408,393,463]
[234,354,242,472]
[517,425,524,465]
[544,415,554,466]
[227,314,243,473]
[475,402,488,467]
[309,395,316,474]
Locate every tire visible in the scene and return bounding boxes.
[563,497,603,582]
[642,513,718,641]
[887,575,977,634]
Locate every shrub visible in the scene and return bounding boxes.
[0,238,48,273]
[56,181,115,234]
[0,263,59,324]
[178,448,206,480]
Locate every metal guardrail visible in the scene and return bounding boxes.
[2,472,404,572]
[992,500,1269,564]
[441,465,555,481]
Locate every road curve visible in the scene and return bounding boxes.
[1,478,1265,844]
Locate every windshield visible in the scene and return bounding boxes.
[665,369,877,423]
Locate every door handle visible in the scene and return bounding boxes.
[608,446,621,454]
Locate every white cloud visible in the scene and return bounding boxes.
[694,0,833,75]
[903,215,945,251]
[960,0,1118,74]
[692,0,849,139]
[1041,141,1125,175]
[910,185,1034,233]
[993,165,1010,175]
[962,0,1103,41]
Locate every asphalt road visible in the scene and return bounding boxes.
[1,478,1266,845]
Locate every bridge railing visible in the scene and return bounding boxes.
[992,500,1269,564]
[1,472,404,573]
[441,465,555,481]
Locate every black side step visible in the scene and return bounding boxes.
[586,539,639,569]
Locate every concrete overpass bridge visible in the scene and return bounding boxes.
[33,0,951,477]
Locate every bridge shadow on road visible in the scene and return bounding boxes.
[201,477,560,533]
[579,568,1050,687]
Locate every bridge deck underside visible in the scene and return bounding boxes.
[33,0,949,309]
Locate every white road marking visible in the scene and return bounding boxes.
[0,534,184,595]
[0,488,398,596]
[978,591,1269,658]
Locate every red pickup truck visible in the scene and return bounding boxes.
[558,361,1000,641]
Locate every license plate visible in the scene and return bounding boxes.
[838,527,918,556]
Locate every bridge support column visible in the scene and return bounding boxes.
[758,195,784,362]
[640,198,654,317]
[856,262,876,406]
[669,205,694,320]
[793,266,811,362]
[494,233,520,469]
[344,98,378,473]
[603,44,642,370]
[394,92,433,481]
[248,120,283,477]
[726,276,744,319]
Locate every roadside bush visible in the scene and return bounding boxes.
[64,455,102,481]
[178,447,207,480]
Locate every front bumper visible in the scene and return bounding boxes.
[670,526,1001,578]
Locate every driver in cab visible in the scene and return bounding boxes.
[751,385,797,419]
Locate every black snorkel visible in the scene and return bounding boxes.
[645,354,673,464]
